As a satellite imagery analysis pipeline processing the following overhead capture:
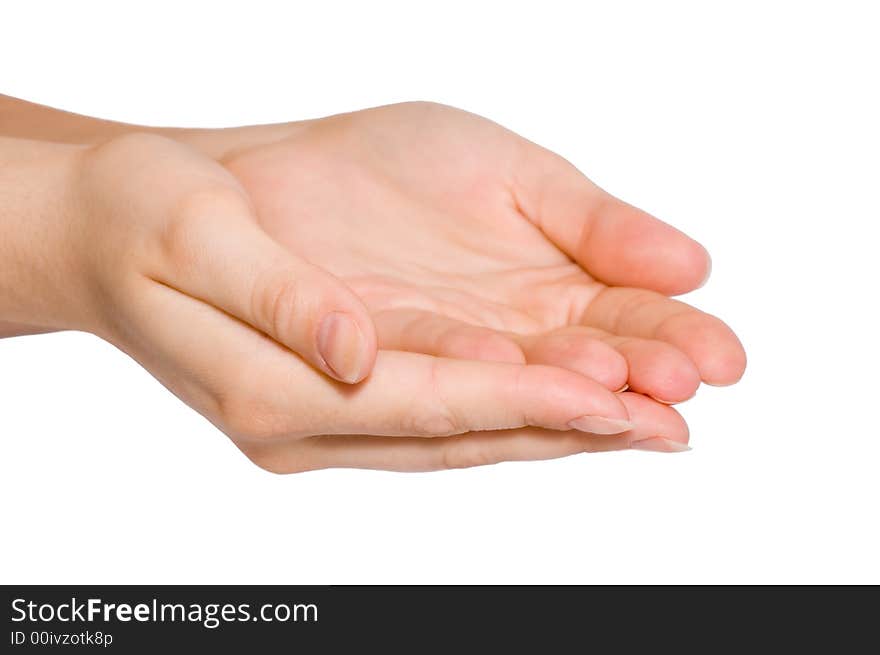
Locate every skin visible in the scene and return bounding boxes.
[0,97,745,472]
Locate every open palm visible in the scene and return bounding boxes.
[226,102,745,411]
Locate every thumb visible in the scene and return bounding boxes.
[155,186,377,384]
[514,144,711,296]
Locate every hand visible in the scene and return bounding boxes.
[1,99,746,473]
[216,102,746,463]
[1,132,640,472]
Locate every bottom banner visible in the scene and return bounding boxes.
[1,585,874,650]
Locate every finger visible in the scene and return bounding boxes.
[154,187,377,384]
[247,392,689,472]
[376,310,697,401]
[530,326,700,403]
[512,144,710,295]
[128,282,632,443]
[617,391,692,451]
[374,310,632,393]
[513,328,628,391]
[372,308,525,363]
[606,336,701,403]
[293,350,633,438]
[582,287,746,386]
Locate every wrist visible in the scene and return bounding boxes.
[0,137,95,332]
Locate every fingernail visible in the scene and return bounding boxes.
[568,416,633,435]
[317,312,368,383]
[614,383,629,393]
[631,437,691,452]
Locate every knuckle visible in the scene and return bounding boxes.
[161,186,246,268]
[77,132,180,197]
[252,266,303,341]
[441,439,496,470]
[406,412,459,438]
[403,358,461,437]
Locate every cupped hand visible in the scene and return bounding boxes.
[221,102,746,414]
[54,132,643,473]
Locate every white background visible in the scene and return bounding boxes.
[1,1,878,584]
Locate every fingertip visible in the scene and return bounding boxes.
[648,232,713,296]
[587,197,712,296]
[528,364,631,425]
[671,239,713,296]
[339,290,379,384]
[618,391,690,444]
[696,247,713,290]
[619,339,702,404]
[657,313,746,387]
[316,309,377,384]
[646,357,702,404]
[700,343,747,386]
[313,267,378,384]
